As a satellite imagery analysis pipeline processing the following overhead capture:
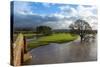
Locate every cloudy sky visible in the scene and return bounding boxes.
[11,1,98,30]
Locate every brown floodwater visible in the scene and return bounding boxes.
[24,35,97,65]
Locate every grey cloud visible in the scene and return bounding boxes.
[14,14,62,28]
[13,13,79,29]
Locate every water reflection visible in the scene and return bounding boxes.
[24,35,97,65]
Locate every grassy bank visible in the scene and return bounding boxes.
[28,33,78,49]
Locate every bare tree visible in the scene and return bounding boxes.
[69,19,92,42]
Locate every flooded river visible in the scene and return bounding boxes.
[24,35,97,65]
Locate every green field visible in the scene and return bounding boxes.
[13,33,36,39]
[28,33,78,49]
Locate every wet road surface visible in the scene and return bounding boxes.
[24,36,97,65]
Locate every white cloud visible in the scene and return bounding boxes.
[49,13,65,19]
[42,3,51,8]
[59,5,70,11]
[76,5,97,30]
[13,2,97,30]
[14,2,34,15]
[39,5,97,30]
[58,5,78,18]
[84,16,98,30]
[77,5,96,17]
[69,8,78,17]
[41,19,73,29]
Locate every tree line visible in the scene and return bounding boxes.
[14,19,97,42]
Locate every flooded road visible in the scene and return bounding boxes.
[24,35,97,65]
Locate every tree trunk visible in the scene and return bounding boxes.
[80,35,83,43]
[81,37,83,42]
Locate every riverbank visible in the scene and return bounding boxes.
[27,33,78,49]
